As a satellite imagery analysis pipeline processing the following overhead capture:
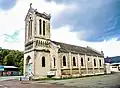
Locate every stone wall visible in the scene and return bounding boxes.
[34,51,50,77]
[72,69,79,74]
[61,69,70,75]
[88,68,93,74]
[100,68,104,73]
[81,68,87,74]
[94,68,99,73]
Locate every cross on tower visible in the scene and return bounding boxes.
[30,3,32,8]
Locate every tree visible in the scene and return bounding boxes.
[3,54,15,66]
[0,48,24,74]
[18,58,24,75]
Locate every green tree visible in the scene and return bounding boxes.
[3,54,15,66]
[0,48,24,74]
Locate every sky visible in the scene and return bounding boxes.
[0,0,120,57]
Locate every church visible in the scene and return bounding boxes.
[24,4,105,78]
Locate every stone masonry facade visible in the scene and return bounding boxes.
[24,4,105,78]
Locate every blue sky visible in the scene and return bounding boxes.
[0,0,17,10]
[0,0,120,57]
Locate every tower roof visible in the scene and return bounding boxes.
[25,3,51,21]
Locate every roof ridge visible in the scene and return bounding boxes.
[51,40,85,48]
[86,46,102,55]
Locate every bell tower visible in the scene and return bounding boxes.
[24,3,51,77]
[24,3,51,52]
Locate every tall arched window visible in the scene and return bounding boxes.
[53,57,56,67]
[94,59,96,66]
[42,56,45,67]
[63,56,66,66]
[30,19,32,37]
[28,21,30,39]
[88,58,90,61]
[39,19,42,35]
[43,20,45,35]
[99,59,102,66]
[81,58,84,66]
[73,57,76,66]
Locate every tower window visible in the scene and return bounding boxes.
[29,17,32,38]
[42,56,45,67]
[63,56,66,66]
[43,20,45,35]
[30,20,32,37]
[28,21,30,39]
[73,57,76,66]
[39,19,42,35]
[81,58,84,66]
[99,59,102,66]
[94,59,96,66]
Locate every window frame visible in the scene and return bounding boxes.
[63,56,66,66]
[39,19,42,35]
[43,20,45,36]
[42,56,45,67]
[88,58,90,61]
[99,59,102,67]
[73,57,76,66]
[94,59,96,66]
[53,57,56,67]
[81,57,84,66]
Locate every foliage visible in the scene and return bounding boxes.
[0,48,24,74]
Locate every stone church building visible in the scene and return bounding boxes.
[24,4,105,78]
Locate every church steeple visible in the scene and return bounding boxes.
[25,3,51,51]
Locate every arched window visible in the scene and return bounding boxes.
[99,59,102,66]
[81,58,84,66]
[53,57,56,67]
[30,18,32,37]
[39,19,42,35]
[73,57,76,66]
[88,58,90,61]
[43,20,45,35]
[28,21,30,39]
[63,56,66,66]
[42,56,45,67]
[94,59,96,66]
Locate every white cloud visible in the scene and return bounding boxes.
[51,25,120,57]
[0,0,71,50]
[0,29,24,51]
[0,0,120,57]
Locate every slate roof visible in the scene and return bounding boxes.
[35,11,51,20]
[51,41,104,57]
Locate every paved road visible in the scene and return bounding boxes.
[38,73,120,88]
[0,80,65,88]
[0,73,120,88]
